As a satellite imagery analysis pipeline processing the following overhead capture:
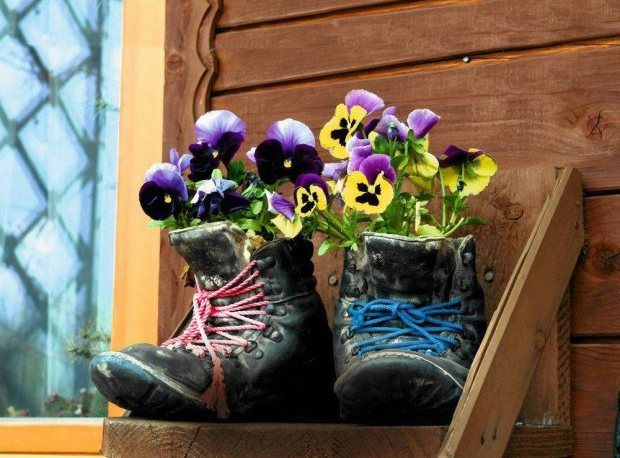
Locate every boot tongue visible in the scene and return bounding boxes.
[169,222,253,290]
[361,233,455,303]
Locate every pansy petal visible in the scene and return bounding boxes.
[290,144,324,181]
[216,131,245,166]
[169,148,179,167]
[438,145,470,168]
[346,137,373,173]
[149,167,188,201]
[267,191,295,221]
[139,181,179,220]
[309,184,328,211]
[178,154,192,173]
[272,214,303,238]
[254,139,286,184]
[194,110,246,146]
[441,166,460,192]
[471,153,497,177]
[375,114,408,141]
[295,173,329,198]
[220,190,251,214]
[342,171,394,214]
[246,147,256,163]
[323,161,348,181]
[407,108,440,139]
[408,151,439,179]
[408,175,434,192]
[319,104,354,159]
[267,118,315,152]
[345,89,384,113]
[461,171,491,196]
[358,154,397,184]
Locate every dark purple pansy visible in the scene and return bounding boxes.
[407,109,440,139]
[139,163,188,220]
[255,119,323,184]
[438,145,483,168]
[189,110,246,181]
[358,154,397,184]
[191,177,250,219]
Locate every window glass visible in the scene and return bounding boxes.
[0,0,122,417]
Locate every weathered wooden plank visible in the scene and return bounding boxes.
[572,195,620,337]
[218,0,398,29]
[571,344,620,458]
[102,418,572,458]
[212,40,620,193]
[214,0,620,91]
[440,169,583,457]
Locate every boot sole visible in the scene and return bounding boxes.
[334,351,465,424]
[91,351,210,418]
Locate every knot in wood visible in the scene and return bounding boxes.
[503,203,524,221]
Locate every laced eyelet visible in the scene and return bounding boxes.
[244,341,257,353]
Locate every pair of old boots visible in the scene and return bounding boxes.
[91,222,485,423]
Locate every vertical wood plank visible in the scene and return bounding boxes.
[440,168,583,457]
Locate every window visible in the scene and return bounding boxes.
[0,0,163,453]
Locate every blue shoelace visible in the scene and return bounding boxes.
[348,298,464,356]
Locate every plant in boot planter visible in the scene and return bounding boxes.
[280,90,497,423]
[91,111,335,420]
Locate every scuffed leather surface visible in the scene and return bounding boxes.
[333,232,486,422]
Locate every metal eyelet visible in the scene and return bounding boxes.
[270,330,283,342]
[275,305,287,316]
[265,304,275,314]
[244,341,257,353]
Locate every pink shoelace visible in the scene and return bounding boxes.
[161,261,269,418]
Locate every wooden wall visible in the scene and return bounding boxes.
[163,1,620,456]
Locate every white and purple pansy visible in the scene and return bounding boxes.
[139,160,188,221]
[188,110,246,182]
[254,118,323,184]
[191,177,250,219]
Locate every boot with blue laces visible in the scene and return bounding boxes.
[333,232,486,423]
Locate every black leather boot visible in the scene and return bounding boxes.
[332,232,486,423]
[91,222,335,420]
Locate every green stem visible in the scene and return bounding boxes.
[318,210,350,242]
[443,217,465,237]
[439,168,447,229]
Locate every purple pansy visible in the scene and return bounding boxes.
[346,136,373,173]
[169,148,192,174]
[375,115,409,141]
[254,118,323,184]
[345,90,384,114]
[266,191,295,221]
[438,145,483,168]
[189,110,246,181]
[365,106,397,134]
[323,161,349,181]
[294,173,329,217]
[407,109,440,139]
[356,154,397,184]
[139,162,188,220]
[191,177,250,219]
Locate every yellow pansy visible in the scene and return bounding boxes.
[319,104,367,159]
[439,146,498,196]
[342,171,394,214]
[271,214,302,238]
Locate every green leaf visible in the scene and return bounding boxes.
[463,216,486,226]
[190,218,202,226]
[250,200,263,215]
[228,160,245,183]
[416,224,443,236]
[318,239,336,256]
[147,220,165,228]
[211,168,223,179]
[373,135,389,153]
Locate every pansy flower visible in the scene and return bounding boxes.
[191,177,250,219]
[266,191,302,238]
[342,154,395,214]
[188,110,246,181]
[319,89,384,159]
[139,161,188,220]
[294,173,329,217]
[254,119,323,184]
[439,145,498,196]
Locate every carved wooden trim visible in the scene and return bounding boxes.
[160,0,222,341]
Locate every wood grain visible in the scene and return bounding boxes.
[218,0,400,29]
[571,344,620,458]
[102,418,572,457]
[160,0,222,342]
[214,0,620,91]
[440,169,583,457]
[572,195,620,337]
[212,39,620,193]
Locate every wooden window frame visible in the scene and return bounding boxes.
[0,0,165,454]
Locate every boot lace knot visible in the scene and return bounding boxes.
[348,298,464,357]
[160,260,269,419]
